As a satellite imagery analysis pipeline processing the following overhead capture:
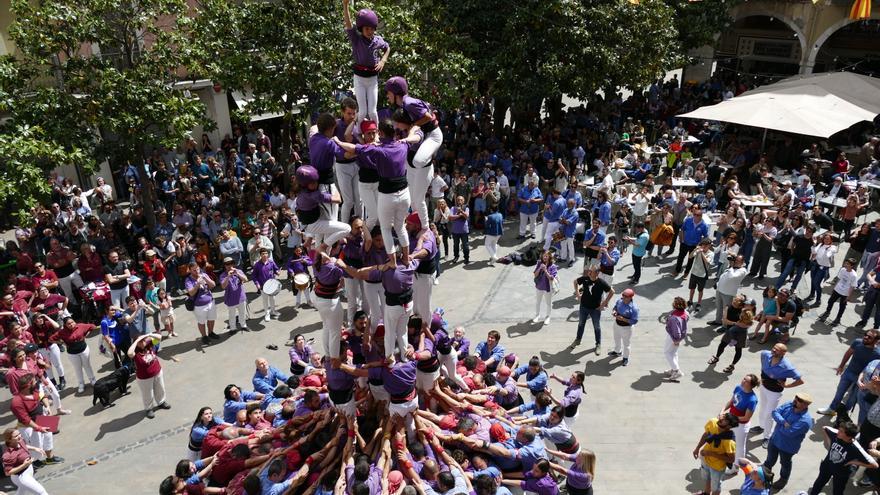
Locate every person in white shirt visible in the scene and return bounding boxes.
[247,234,274,265]
[268,186,287,209]
[712,255,748,325]
[630,186,651,227]
[806,233,838,306]
[818,258,858,326]
[429,170,448,217]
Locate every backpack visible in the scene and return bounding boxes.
[790,296,805,323]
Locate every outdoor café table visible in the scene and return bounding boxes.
[672,178,698,188]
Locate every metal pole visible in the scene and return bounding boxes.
[761,128,768,152]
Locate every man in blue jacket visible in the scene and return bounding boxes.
[541,190,566,251]
[517,180,543,239]
[558,199,580,267]
[761,392,814,491]
[484,207,504,266]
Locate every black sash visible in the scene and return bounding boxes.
[761,371,785,393]
[385,287,413,306]
[353,65,379,77]
[297,208,321,225]
[389,386,416,404]
[417,355,441,373]
[318,167,335,185]
[420,120,437,134]
[359,168,380,183]
[379,176,408,194]
[328,387,354,404]
[564,402,579,418]
[416,256,436,274]
[315,281,339,299]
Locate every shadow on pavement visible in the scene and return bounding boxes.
[539,348,593,371]
[505,321,544,339]
[690,367,731,389]
[582,357,618,377]
[94,409,147,441]
[630,370,666,392]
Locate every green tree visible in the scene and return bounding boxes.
[8,0,212,228]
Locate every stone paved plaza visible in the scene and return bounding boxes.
[2,215,877,495]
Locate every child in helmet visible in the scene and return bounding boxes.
[342,0,390,124]
[295,165,351,250]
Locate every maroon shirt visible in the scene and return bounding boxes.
[133,344,161,379]
[2,440,30,474]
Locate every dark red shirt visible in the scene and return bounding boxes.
[2,440,30,474]
[10,392,40,424]
[133,344,161,379]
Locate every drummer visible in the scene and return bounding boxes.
[286,245,314,308]
[251,248,280,322]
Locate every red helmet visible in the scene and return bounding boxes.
[384,76,408,97]
[296,165,319,186]
[356,9,378,30]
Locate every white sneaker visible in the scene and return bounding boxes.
[532,316,542,323]
[77,384,85,393]
[543,317,551,326]
[670,370,683,381]
[264,314,271,322]
[433,279,440,286]
[271,310,281,317]
[817,407,836,416]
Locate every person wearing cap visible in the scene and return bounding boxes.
[407,212,437,319]
[517,179,543,239]
[351,118,381,230]
[609,288,639,366]
[692,412,739,495]
[753,344,804,446]
[818,330,880,417]
[294,164,351,250]
[384,76,442,229]
[220,257,248,333]
[760,392,813,490]
[342,0,388,123]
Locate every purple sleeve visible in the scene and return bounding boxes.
[560,387,580,408]
[320,192,333,204]
[548,264,558,278]
[346,27,358,44]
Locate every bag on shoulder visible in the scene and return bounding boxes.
[185,296,195,311]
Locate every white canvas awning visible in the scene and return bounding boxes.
[678,72,880,138]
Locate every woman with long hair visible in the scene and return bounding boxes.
[547,448,596,495]
[3,428,50,495]
[709,297,754,374]
[532,251,558,326]
[187,406,222,461]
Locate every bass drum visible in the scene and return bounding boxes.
[262,278,282,296]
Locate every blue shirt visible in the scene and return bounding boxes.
[561,189,583,208]
[253,366,290,395]
[475,341,506,364]
[760,350,801,382]
[259,468,293,495]
[613,299,639,325]
[632,231,649,257]
[512,365,548,394]
[223,390,261,423]
[543,196,566,222]
[518,186,543,215]
[593,201,611,226]
[600,247,620,269]
[769,401,813,454]
[485,212,503,236]
[731,385,757,416]
[844,339,880,375]
[681,216,709,246]
[559,208,579,238]
[494,434,546,472]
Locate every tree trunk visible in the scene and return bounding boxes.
[492,96,510,136]
[135,142,157,233]
[281,103,294,193]
[545,94,564,124]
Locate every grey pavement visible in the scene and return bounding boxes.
[3,214,877,494]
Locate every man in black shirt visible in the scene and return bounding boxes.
[807,423,877,495]
[775,225,816,292]
[571,265,615,355]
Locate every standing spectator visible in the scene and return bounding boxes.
[747,217,778,280]
[10,374,63,465]
[856,218,880,291]
[429,168,448,218]
[818,330,880,416]
[56,317,97,393]
[761,393,814,491]
[774,224,815,292]
[692,412,739,495]
[542,190,565,251]
[805,423,877,495]
[609,289,639,366]
[450,195,470,265]
[557,199,578,266]
[722,374,760,474]
[484,206,503,267]
[805,233,838,306]
[3,428,51,495]
[532,251,558,326]
[218,230,244,268]
[571,265,614,354]
[855,259,880,330]
[185,262,218,345]
[687,238,713,313]
[625,222,649,285]
[597,237,620,285]
[103,251,131,309]
[708,297,753,373]
[674,206,708,276]
[753,344,805,447]
[142,249,167,292]
[710,255,747,326]
[517,180,542,240]
[220,257,248,334]
[128,333,170,419]
[45,238,77,301]
[817,257,858,326]
[433,198,451,258]
[664,297,688,381]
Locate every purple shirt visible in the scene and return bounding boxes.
[401,95,433,123]
[355,141,408,178]
[286,256,312,275]
[220,270,247,306]
[363,247,388,283]
[495,376,519,406]
[185,275,214,306]
[450,206,469,235]
[410,229,438,260]
[335,119,357,164]
[346,28,388,68]
[563,453,593,490]
[452,336,470,356]
[251,259,278,288]
[381,260,418,294]
[308,133,346,175]
[521,473,559,495]
[315,261,344,287]
[289,345,312,367]
[297,189,332,212]
[533,262,557,292]
[293,393,330,417]
[327,366,356,392]
[381,360,417,396]
[342,236,365,279]
[345,464,383,495]
[560,382,583,409]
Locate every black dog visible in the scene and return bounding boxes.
[92,367,131,407]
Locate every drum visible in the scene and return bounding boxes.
[262,278,282,296]
[293,273,310,291]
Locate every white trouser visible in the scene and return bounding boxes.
[343,277,364,324]
[519,212,538,236]
[414,128,443,168]
[314,295,343,358]
[384,302,412,359]
[296,286,313,306]
[412,273,433,319]
[543,221,560,250]
[613,323,633,359]
[138,370,167,410]
[439,350,470,391]
[38,381,62,413]
[335,161,361,223]
[370,383,390,402]
[560,236,575,261]
[358,181,380,230]
[304,219,351,248]
[733,422,751,462]
[407,164,434,228]
[378,188,411,254]
[227,302,247,329]
[261,292,277,315]
[19,427,52,456]
[67,347,96,387]
[599,272,613,285]
[58,273,75,301]
[110,286,129,309]
[318,183,340,222]
[353,74,379,123]
[38,344,64,382]
[535,288,552,319]
[11,464,48,495]
[758,388,783,439]
[485,235,500,260]
[331,396,358,418]
[363,282,384,334]
[663,334,680,372]
[388,397,419,440]
[186,448,201,462]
